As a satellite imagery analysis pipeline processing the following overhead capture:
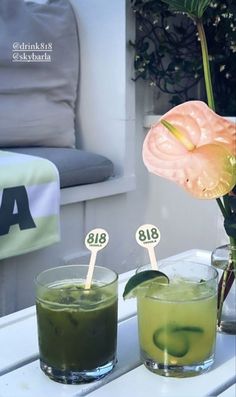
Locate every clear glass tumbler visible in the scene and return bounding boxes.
[35,265,118,384]
[137,261,218,377]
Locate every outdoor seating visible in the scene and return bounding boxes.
[0,0,135,316]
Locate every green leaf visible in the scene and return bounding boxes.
[228,196,236,212]
[161,0,211,18]
[224,214,236,238]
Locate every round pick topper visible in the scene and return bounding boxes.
[135,224,161,271]
[84,228,109,290]
[85,228,109,252]
[135,224,161,248]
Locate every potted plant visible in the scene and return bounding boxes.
[136,0,236,334]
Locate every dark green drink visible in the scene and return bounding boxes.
[35,265,118,384]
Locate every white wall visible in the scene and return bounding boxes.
[75,0,227,268]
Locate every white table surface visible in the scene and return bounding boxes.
[0,250,235,397]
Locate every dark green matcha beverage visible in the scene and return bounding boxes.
[35,265,118,384]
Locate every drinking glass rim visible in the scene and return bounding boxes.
[35,264,118,290]
[137,261,219,285]
[136,262,218,302]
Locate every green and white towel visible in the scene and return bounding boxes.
[0,150,60,259]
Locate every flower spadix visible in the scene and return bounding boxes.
[143,101,236,199]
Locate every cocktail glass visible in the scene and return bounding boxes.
[137,261,218,377]
[35,264,118,384]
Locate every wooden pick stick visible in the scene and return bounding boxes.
[85,250,97,290]
[147,246,158,270]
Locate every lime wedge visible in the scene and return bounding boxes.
[123,270,169,300]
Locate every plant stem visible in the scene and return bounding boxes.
[196,19,215,111]
[229,237,236,272]
[223,195,236,272]
[217,259,231,327]
[216,197,227,219]
[217,242,236,328]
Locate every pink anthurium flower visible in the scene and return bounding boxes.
[143,101,236,199]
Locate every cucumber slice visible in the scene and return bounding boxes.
[174,326,204,334]
[153,325,204,358]
[153,327,189,357]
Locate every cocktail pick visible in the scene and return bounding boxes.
[84,228,109,289]
[135,224,161,270]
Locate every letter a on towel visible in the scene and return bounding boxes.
[0,150,60,259]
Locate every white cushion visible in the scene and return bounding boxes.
[0,0,79,148]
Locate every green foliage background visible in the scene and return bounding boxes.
[131,0,236,115]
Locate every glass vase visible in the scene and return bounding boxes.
[211,244,236,335]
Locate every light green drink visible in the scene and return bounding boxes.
[137,262,218,377]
